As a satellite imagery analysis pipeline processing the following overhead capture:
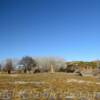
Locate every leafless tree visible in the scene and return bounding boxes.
[0,64,1,71]
[3,59,13,74]
[35,57,66,72]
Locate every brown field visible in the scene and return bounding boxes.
[0,72,100,100]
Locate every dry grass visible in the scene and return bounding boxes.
[0,72,100,99]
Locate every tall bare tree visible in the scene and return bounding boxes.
[4,59,13,74]
[0,64,1,72]
[35,57,66,72]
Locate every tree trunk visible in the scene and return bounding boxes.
[50,65,54,73]
[24,68,27,73]
[8,70,11,74]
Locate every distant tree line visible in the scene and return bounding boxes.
[0,56,99,74]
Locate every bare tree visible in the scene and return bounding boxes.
[0,64,1,72]
[4,59,13,74]
[35,57,66,72]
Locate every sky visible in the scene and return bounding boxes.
[0,0,100,61]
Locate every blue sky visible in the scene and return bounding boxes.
[0,0,100,61]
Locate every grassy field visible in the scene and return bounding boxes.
[0,72,100,100]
